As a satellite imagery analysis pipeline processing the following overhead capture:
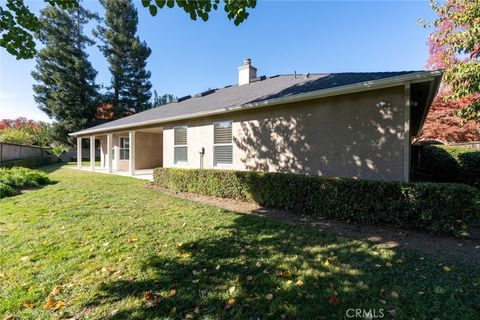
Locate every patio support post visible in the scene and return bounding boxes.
[403,82,411,182]
[107,134,113,173]
[129,131,136,176]
[90,136,95,170]
[77,137,82,169]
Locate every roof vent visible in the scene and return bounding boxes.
[193,89,216,98]
[200,89,215,96]
[177,95,191,102]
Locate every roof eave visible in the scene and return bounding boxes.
[70,70,443,137]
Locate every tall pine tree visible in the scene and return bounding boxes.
[97,0,152,118]
[32,4,98,146]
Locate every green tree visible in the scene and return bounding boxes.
[1,0,256,60]
[153,91,176,107]
[31,5,98,146]
[0,0,77,59]
[0,129,33,145]
[140,0,257,26]
[96,0,152,117]
[426,0,480,121]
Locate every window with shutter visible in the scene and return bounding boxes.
[174,126,188,164]
[214,121,233,166]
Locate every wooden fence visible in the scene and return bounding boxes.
[447,141,480,151]
[0,142,48,165]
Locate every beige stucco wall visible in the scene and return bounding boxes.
[112,133,129,171]
[99,136,107,167]
[135,132,163,169]
[163,85,407,181]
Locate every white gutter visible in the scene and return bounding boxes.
[70,70,443,137]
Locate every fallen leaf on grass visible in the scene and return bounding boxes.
[144,291,164,307]
[328,295,339,305]
[295,280,304,287]
[50,285,61,296]
[391,291,399,298]
[44,297,65,311]
[53,300,65,311]
[224,299,235,310]
[126,236,139,243]
[443,266,452,272]
[265,293,273,300]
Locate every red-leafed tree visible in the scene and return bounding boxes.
[419,0,480,142]
[419,90,480,143]
[96,103,115,121]
[0,117,51,147]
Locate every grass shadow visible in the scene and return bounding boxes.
[80,214,421,319]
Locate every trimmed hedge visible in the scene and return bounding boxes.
[0,167,52,198]
[417,145,480,187]
[153,168,480,237]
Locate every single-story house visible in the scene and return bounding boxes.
[70,59,442,182]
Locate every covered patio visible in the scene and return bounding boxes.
[74,166,154,180]
[76,127,163,181]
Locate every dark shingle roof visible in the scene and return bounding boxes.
[73,71,419,135]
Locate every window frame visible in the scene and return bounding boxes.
[213,120,233,167]
[119,136,129,160]
[173,126,188,165]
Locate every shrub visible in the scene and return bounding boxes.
[153,168,480,237]
[0,167,51,191]
[0,156,56,169]
[0,182,15,198]
[417,145,480,187]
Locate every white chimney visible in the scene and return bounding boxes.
[238,58,257,86]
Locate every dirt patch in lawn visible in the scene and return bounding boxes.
[147,183,480,263]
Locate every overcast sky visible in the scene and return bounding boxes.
[0,0,438,122]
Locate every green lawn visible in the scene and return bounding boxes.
[1,165,479,319]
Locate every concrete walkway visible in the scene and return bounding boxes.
[70,166,154,181]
